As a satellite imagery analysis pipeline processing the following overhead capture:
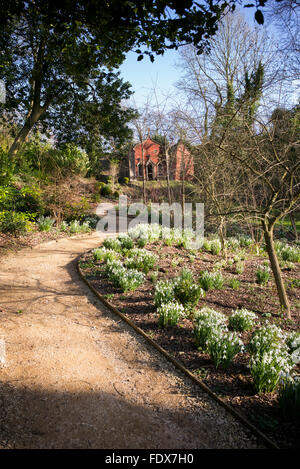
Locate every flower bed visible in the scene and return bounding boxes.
[79,225,300,449]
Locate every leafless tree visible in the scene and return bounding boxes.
[167,8,299,318]
[216,106,300,319]
[266,0,300,86]
[131,97,155,204]
[175,10,280,135]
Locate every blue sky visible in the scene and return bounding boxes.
[118,6,258,107]
[119,48,179,107]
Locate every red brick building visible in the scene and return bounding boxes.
[128,138,194,181]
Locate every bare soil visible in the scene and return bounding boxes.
[79,240,300,449]
[0,233,264,449]
[0,227,72,258]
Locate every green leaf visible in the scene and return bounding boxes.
[255,9,264,25]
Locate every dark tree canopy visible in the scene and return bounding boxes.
[50,71,138,151]
[0,0,273,156]
[0,0,273,59]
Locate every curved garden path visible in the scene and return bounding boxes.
[0,232,265,449]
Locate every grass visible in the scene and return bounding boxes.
[278,216,300,232]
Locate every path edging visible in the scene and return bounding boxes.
[76,257,279,450]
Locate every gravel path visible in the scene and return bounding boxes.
[0,232,265,449]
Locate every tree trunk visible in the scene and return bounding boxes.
[218,217,227,260]
[289,212,298,242]
[141,147,147,205]
[9,120,34,156]
[181,177,185,226]
[8,107,45,156]
[262,220,291,319]
[165,149,172,206]
[110,162,119,192]
[181,147,185,227]
[9,34,49,157]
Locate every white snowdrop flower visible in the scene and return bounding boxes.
[291,349,300,364]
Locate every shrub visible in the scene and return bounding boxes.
[37,216,55,231]
[157,302,185,327]
[208,330,244,369]
[0,184,44,215]
[171,268,204,310]
[46,143,89,176]
[193,307,227,351]
[154,269,205,312]
[0,186,14,211]
[16,185,45,215]
[92,192,101,203]
[256,265,270,285]
[100,184,113,197]
[64,197,91,222]
[176,281,204,310]
[0,149,15,185]
[198,270,224,291]
[0,210,33,235]
[229,308,257,332]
